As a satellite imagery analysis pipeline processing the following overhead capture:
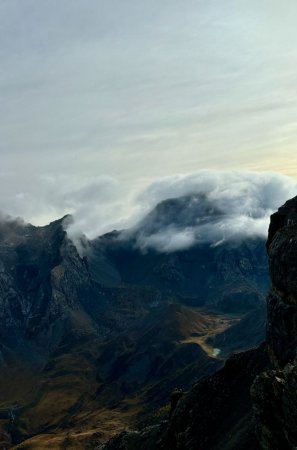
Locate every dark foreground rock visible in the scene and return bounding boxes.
[101,345,269,450]
[252,360,297,450]
[251,195,297,449]
[160,345,268,450]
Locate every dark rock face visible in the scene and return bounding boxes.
[0,215,105,364]
[266,287,297,368]
[265,196,297,367]
[101,346,268,450]
[92,233,269,314]
[251,195,297,449]
[252,361,297,450]
[161,346,268,450]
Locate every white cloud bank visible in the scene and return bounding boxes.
[0,170,296,253]
[125,170,297,252]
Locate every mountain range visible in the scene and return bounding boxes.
[0,194,269,449]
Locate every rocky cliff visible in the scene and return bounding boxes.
[252,195,297,449]
[0,214,105,365]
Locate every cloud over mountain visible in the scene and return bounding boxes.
[0,171,296,253]
[125,171,297,252]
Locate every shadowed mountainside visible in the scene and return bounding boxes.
[90,194,269,313]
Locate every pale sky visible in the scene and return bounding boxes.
[1,1,297,230]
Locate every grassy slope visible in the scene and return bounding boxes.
[0,306,242,449]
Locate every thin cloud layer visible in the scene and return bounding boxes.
[0,172,128,235]
[1,1,297,188]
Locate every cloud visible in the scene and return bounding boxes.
[0,212,26,246]
[0,170,296,254]
[134,227,197,253]
[0,172,127,234]
[1,0,297,191]
[127,170,297,252]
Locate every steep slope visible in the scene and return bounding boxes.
[207,302,266,355]
[0,216,109,448]
[252,195,297,449]
[95,304,223,409]
[0,215,105,364]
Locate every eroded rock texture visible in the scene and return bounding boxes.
[252,361,297,450]
[160,346,268,450]
[252,195,297,449]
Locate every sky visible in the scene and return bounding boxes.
[1,1,297,234]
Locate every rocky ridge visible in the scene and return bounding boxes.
[252,196,297,449]
[0,215,104,364]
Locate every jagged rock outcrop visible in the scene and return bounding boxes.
[100,346,269,450]
[265,197,297,367]
[160,345,268,450]
[252,195,297,449]
[252,360,297,450]
[0,214,106,365]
